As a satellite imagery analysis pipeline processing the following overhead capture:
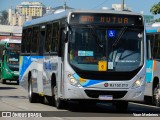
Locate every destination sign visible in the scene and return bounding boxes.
[70,13,143,26]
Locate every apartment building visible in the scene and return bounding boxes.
[16,2,46,17]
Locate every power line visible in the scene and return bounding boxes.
[92,0,110,9]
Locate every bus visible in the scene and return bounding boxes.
[145,23,160,107]
[20,9,146,111]
[0,38,21,84]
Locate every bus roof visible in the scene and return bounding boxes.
[23,9,143,27]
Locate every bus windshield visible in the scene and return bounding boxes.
[6,49,20,65]
[69,25,144,72]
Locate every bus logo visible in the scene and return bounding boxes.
[104,83,109,87]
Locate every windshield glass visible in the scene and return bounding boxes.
[6,49,20,65]
[69,26,144,72]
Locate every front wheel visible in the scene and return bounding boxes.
[54,86,66,109]
[28,76,37,103]
[153,84,160,107]
[114,101,128,112]
[2,79,6,84]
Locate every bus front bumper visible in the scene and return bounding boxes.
[62,83,145,102]
[3,70,19,81]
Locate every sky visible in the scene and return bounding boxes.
[0,0,160,19]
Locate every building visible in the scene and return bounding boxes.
[0,25,22,40]
[8,8,32,26]
[8,1,46,26]
[16,2,46,17]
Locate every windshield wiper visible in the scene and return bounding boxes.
[112,27,127,47]
[88,25,104,48]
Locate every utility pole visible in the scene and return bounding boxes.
[121,0,124,10]
[64,0,66,10]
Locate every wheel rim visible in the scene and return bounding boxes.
[154,87,160,106]
[54,86,59,106]
[29,79,32,99]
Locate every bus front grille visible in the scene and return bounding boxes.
[84,90,127,99]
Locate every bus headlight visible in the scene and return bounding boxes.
[67,73,81,87]
[132,76,145,89]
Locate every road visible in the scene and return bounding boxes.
[0,81,160,120]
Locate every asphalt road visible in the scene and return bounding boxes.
[0,81,160,120]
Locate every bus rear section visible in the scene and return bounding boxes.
[20,9,146,112]
[145,24,160,107]
[0,39,21,84]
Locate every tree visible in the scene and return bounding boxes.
[150,2,160,22]
[0,10,8,25]
[150,2,160,14]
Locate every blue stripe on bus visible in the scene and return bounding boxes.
[19,56,44,82]
[146,60,153,83]
[146,29,157,33]
[73,73,105,87]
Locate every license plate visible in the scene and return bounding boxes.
[99,95,113,100]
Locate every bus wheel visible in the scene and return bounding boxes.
[153,84,160,107]
[144,96,152,105]
[17,80,19,85]
[2,79,6,84]
[28,77,37,103]
[114,101,128,112]
[54,86,66,109]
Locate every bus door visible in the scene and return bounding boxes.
[57,26,66,96]
[36,25,46,94]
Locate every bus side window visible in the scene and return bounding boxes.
[51,22,59,53]
[155,34,160,59]
[45,24,52,53]
[147,34,154,59]
[26,28,32,53]
[31,27,39,53]
[39,26,46,55]
[58,27,65,58]
[147,39,152,60]
[21,29,26,53]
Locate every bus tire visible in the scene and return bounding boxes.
[2,79,6,84]
[54,85,65,109]
[114,101,128,112]
[17,80,19,85]
[153,84,160,107]
[144,96,152,105]
[28,76,37,103]
[78,100,97,109]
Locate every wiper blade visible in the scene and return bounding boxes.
[112,27,127,47]
[88,25,104,48]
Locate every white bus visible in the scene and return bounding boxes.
[145,23,160,107]
[20,9,146,111]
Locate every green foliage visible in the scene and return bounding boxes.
[155,18,160,22]
[150,2,160,14]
